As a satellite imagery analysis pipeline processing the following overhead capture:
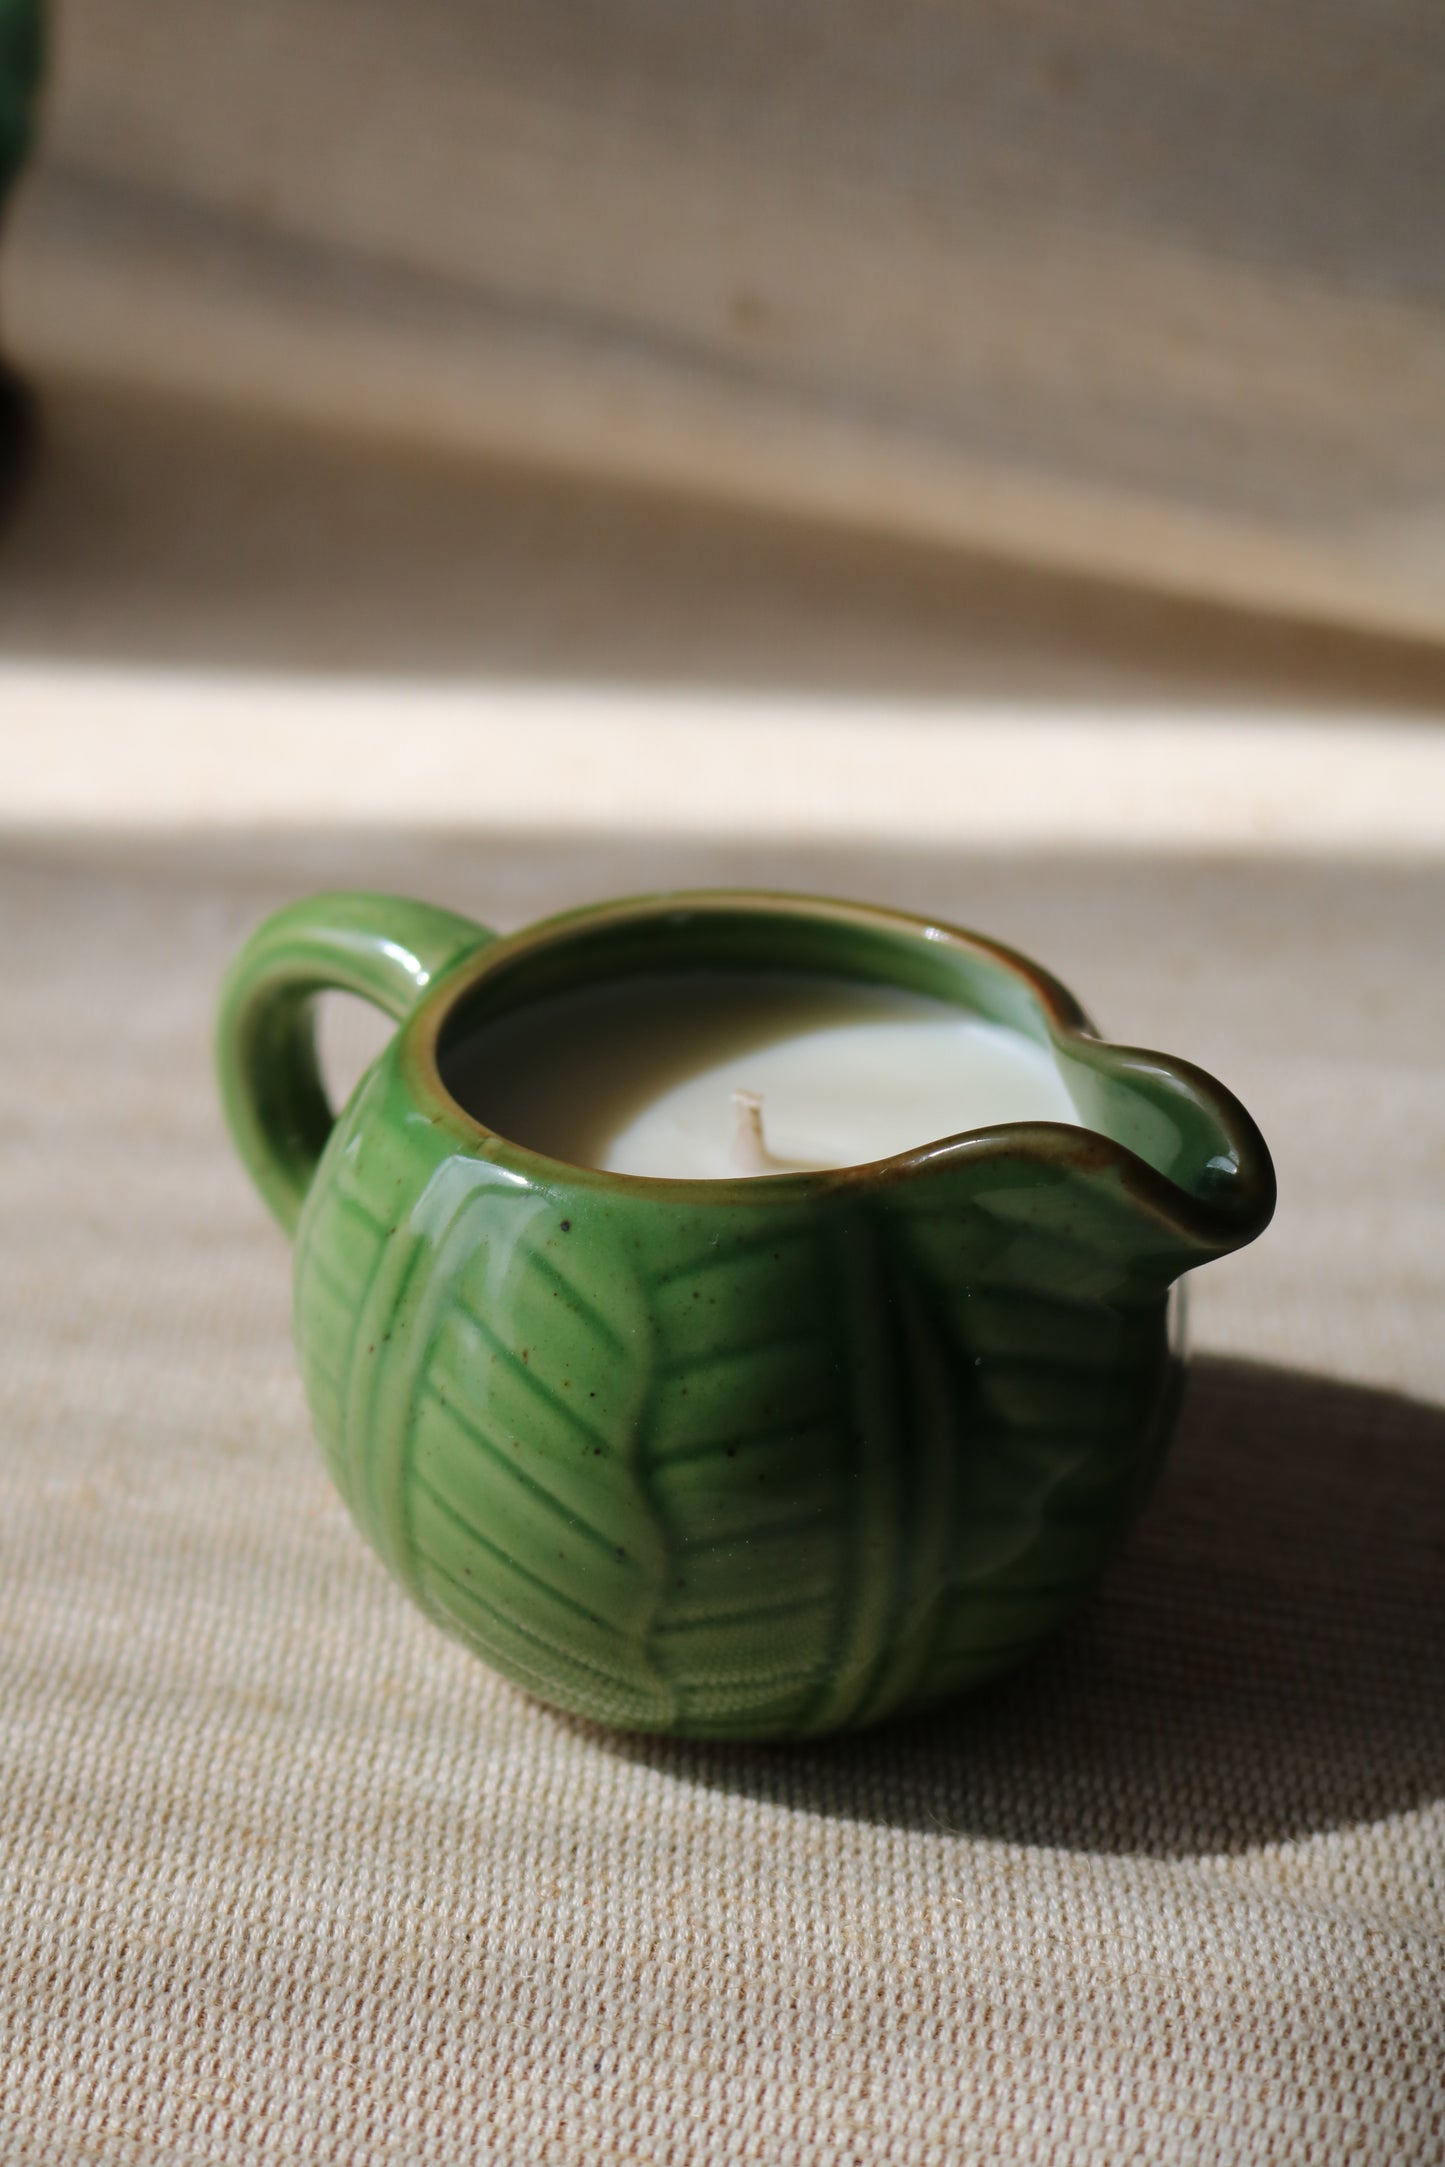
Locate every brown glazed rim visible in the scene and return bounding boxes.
[402,890,1277,1252]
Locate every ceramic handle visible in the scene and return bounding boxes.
[216,890,492,1237]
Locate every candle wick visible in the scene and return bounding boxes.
[730,1089,782,1174]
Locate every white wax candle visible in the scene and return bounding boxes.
[444,970,1080,1180]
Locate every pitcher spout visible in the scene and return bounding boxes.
[1052,1034,1277,1269]
[856,1020,1275,1312]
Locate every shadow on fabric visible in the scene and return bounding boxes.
[584,1356,1445,1858]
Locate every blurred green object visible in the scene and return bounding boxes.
[0,0,41,493]
[0,0,40,201]
[0,0,39,210]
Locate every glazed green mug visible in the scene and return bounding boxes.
[217,889,1274,1739]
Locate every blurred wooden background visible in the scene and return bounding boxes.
[7,0,1444,641]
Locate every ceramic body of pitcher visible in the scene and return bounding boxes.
[218,890,1275,1739]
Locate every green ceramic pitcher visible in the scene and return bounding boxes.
[217,889,1274,1739]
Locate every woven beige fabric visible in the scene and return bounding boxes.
[2,816,1442,2166]
[9,0,1445,639]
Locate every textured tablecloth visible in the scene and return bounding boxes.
[2,380,1444,2165]
[2,813,1442,2165]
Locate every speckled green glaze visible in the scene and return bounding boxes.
[217,890,1274,1739]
